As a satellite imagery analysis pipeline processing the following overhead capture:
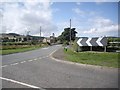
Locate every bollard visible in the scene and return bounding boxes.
[64,46,68,51]
[66,48,67,51]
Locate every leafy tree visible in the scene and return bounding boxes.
[58,28,77,43]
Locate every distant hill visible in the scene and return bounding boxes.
[7,33,20,36]
[0,33,45,38]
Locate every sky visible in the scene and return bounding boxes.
[0,0,119,37]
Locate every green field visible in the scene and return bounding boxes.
[64,49,119,68]
[0,45,45,55]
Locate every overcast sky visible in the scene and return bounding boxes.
[0,0,119,37]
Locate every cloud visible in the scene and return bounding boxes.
[72,8,85,16]
[55,21,70,37]
[91,17,113,27]
[83,17,118,37]
[83,28,97,34]
[72,7,101,18]
[1,1,57,37]
[76,2,81,5]
[95,0,107,4]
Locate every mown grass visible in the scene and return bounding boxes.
[0,45,46,55]
[64,49,119,68]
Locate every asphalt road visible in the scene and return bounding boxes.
[1,45,118,89]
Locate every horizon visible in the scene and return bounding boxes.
[1,32,119,38]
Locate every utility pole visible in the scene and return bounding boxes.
[26,31,30,42]
[40,26,41,46]
[40,26,41,38]
[70,19,71,45]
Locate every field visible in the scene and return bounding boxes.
[0,43,48,55]
[64,49,119,68]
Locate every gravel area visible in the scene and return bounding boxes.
[52,47,66,61]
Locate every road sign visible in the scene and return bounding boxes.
[77,37,107,46]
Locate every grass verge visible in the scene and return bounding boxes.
[0,45,45,55]
[64,49,119,68]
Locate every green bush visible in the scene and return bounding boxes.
[63,41,69,46]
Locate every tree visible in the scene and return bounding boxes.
[58,27,77,43]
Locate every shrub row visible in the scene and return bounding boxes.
[1,42,49,46]
[1,45,32,50]
[2,42,32,45]
[0,42,49,50]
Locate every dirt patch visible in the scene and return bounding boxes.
[52,48,66,61]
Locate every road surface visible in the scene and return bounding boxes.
[1,45,118,89]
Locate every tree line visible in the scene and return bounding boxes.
[58,27,77,44]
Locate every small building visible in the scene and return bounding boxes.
[43,37,51,43]
[43,36,56,44]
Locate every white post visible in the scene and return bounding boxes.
[104,46,106,52]
[90,46,92,51]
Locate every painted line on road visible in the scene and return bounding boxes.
[42,47,49,49]
[20,61,26,63]
[46,55,49,57]
[39,57,42,59]
[0,77,41,89]
[28,60,34,62]
[1,56,49,68]
[49,49,58,56]
[42,57,46,59]
[11,63,19,66]
[1,65,8,68]
[34,58,37,60]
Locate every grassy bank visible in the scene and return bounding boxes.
[64,49,119,68]
[0,45,47,55]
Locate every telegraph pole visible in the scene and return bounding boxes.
[26,31,30,42]
[70,19,71,45]
[40,26,41,46]
[40,26,41,38]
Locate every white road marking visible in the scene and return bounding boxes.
[11,63,19,66]
[28,60,33,62]
[0,77,40,89]
[46,55,49,57]
[49,49,58,56]
[39,57,42,59]
[20,61,26,63]
[34,58,37,60]
[1,65,8,68]
[42,47,48,49]
[38,56,48,60]
[1,56,49,68]
[42,57,46,59]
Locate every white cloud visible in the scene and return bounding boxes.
[83,28,97,34]
[83,17,118,37]
[72,8,85,16]
[55,21,70,36]
[76,2,81,5]
[91,17,113,27]
[1,1,58,37]
[72,8,101,19]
